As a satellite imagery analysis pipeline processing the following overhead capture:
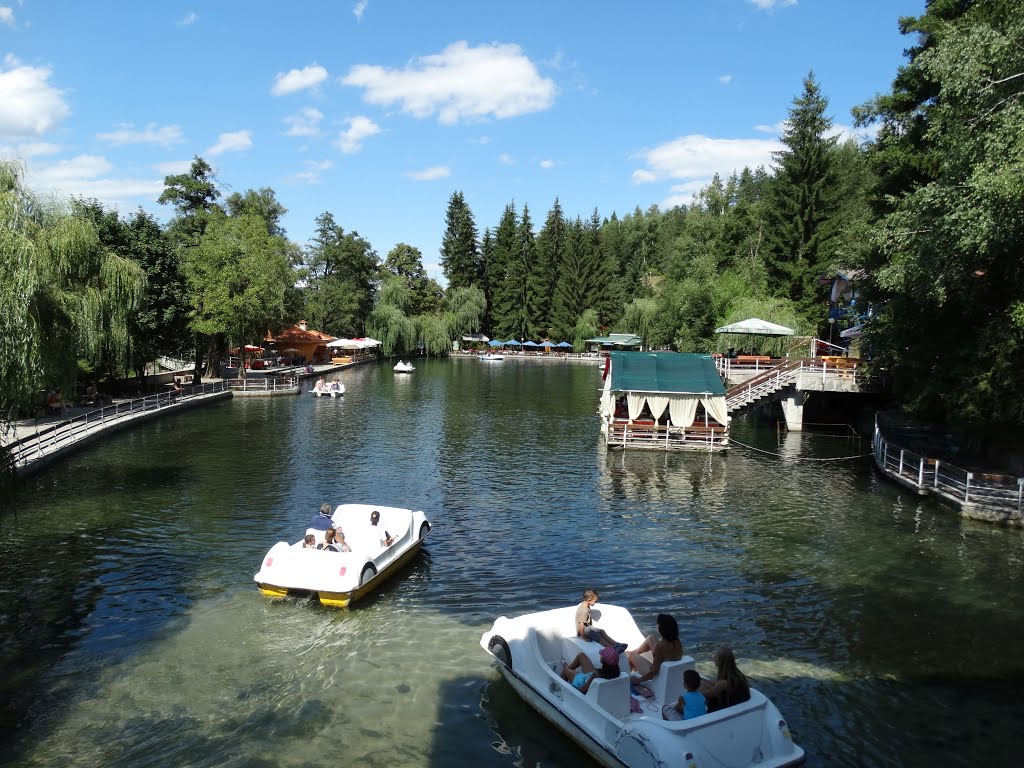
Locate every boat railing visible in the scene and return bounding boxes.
[873,417,1024,515]
[6,380,231,468]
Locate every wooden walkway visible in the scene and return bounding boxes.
[872,416,1023,526]
[4,382,232,476]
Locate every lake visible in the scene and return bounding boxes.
[1,358,1022,767]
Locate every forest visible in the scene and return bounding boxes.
[2,0,1022,433]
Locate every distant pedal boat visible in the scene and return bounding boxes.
[480,604,805,768]
[309,382,345,396]
[393,361,416,373]
[480,353,505,361]
[254,503,431,608]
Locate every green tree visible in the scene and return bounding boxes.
[304,211,379,336]
[439,191,481,289]
[383,243,432,316]
[491,203,520,339]
[532,198,565,334]
[1,161,145,425]
[186,213,293,375]
[856,0,1024,423]
[549,217,592,341]
[764,72,840,318]
[225,188,288,237]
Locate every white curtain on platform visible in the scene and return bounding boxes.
[701,395,729,426]
[668,396,699,427]
[627,394,647,421]
[646,395,670,422]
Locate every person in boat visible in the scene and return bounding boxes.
[329,380,341,393]
[313,377,327,394]
[334,531,353,552]
[700,645,751,712]
[575,589,627,653]
[370,510,396,547]
[318,527,341,551]
[302,534,317,549]
[561,646,621,694]
[310,503,337,531]
[627,613,684,683]
[664,669,707,721]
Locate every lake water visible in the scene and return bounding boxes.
[2,358,1023,767]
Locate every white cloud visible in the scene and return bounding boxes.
[25,154,164,208]
[0,55,70,137]
[272,64,328,96]
[289,159,333,184]
[207,130,253,156]
[283,107,324,136]
[152,160,193,176]
[1,7,15,26]
[353,1,367,21]
[718,74,733,85]
[632,134,782,184]
[754,122,783,134]
[539,159,555,169]
[178,12,198,26]
[342,41,557,125]
[407,165,450,181]
[0,141,62,159]
[97,122,184,147]
[749,0,797,10]
[632,133,782,208]
[498,153,513,166]
[333,116,379,153]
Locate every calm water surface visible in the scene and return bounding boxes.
[1,358,1023,767]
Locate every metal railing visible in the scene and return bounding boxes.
[7,380,230,468]
[606,422,729,450]
[725,358,867,411]
[224,376,299,392]
[873,418,1024,516]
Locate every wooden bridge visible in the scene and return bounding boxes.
[720,356,876,430]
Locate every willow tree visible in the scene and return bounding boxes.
[1,161,145,427]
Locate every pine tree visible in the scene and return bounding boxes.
[764,72,840,317]
[491,203,519,339]
[549,217,590,340]
[439,191,481,289]
[531,198,565,335]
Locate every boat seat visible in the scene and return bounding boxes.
[562,636,631,676]
[640,657,695,705]
[586,674,630,719]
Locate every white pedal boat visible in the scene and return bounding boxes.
[309,382,345,396]
[254,503,431,608]
[480,604,804,768]
[393,361,415,373]
[480,353,505,361]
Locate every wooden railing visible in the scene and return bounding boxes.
[606,421,728,450]
[7,381,230,469]
[873,417,1024,516]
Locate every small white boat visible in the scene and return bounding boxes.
[254,503,431,608]
[480,604,804,768]
[480,353,505,362]
[309,382,345,396]
[394,361,416,373]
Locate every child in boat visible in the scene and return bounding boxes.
[302,534,317,549]
[575,589,627,653]
[665,669,707,720]
[561,646,621,694]
[700,645,751,712]
[318,528,341,551]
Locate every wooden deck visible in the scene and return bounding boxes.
[605,420,728,451]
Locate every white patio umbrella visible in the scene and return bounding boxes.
[714,318,795,336]
[327,338,360,349]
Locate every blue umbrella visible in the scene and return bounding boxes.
[556,341,573,348]
[522,340,539,347]
[488,339,504,347]
[504,339,522,346]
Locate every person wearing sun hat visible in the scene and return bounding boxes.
[560,645,622,694]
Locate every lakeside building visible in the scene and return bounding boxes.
[585,334,643,352]
[599,351,729,451]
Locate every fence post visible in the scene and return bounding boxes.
[1017,479,1023,516]
[899,449,904,476]
[882,441,888,468]
[934,461,940,490]
[918,458,925,488]
[965,472,972,503]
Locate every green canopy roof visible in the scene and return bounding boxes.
[586,334,643,346]
[608,351,725,395]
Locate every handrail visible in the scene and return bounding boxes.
[7,380,230,467]
[873,416,1023,516]
[724,358,866,412]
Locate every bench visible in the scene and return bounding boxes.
[585,674,630,718]
[735,355,771,365]
[637,657,696,705]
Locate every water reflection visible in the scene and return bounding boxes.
[1,360,1023,767]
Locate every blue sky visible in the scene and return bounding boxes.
[1,1,923,282]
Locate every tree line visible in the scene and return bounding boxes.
[2,0,1022,440]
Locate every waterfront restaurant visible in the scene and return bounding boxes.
[599,351,729,451]
[266,321,334,364]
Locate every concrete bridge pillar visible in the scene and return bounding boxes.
[781,391,806,431]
